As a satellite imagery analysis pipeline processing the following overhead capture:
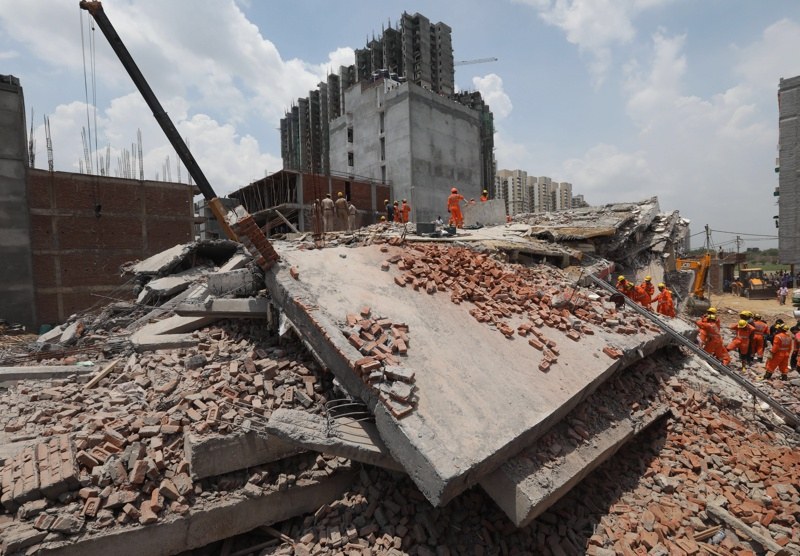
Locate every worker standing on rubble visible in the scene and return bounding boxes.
[626,282,650,308]
[393,201,402,223]
[653,283,676,317]
[321,193,335,232]
[727,319,755,370]
[480,189,489,202]
[764,323,792,380]
[616,275,630,295]
[751,314,769,363]
[347,201,357,233]
[401,199,411,223]
[640,276,655,309]
[697,307,719,348]
[335,192,349,230]
[385,200,394,223]
[696,314,730,365]
[447,187,466,228]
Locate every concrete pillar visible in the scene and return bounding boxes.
[0,75,36,329]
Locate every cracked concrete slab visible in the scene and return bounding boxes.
[263,242,693,506]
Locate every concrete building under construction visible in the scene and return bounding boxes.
[279,12,494,223]
[778,75,800,264]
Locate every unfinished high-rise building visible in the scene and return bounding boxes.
[778,75,800,264]
[279,12,493,222]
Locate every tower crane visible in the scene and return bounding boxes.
[454,57,498,66]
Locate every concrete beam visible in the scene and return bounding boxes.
[36,469,355,556]
[267,408,404,471]
[0,365,96,382]
[129,315,216,352]
[481,405,672,527]
[206,268,261,297]
[174,298,270,319]
[184,431,304,480]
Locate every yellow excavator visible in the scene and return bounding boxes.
[79,1,279,271]
[675,253,712,316]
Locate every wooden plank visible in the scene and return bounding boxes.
[84,359,121,390]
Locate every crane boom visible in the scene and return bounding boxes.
[454,57,498,66]
[79,1,279,270]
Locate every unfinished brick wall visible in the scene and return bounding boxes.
[27,169,196,326]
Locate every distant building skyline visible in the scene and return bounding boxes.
[494,168,588,215]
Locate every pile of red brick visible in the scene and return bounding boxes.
[342,308,415,419]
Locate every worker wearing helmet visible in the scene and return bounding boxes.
[628,281,650,308]
[764,323,792,380]
[447,187,466,228]
[639,276,655,309]
[393,201,402,223]
[727,319,755,370]
[480,189,489,202]
[696,314,730,365]
[616,275,629,295]
[697,307,721,348]
[334,191,348,230]
[750,314,769,363]
[321,193,335,232]
[400,199,411,223]
[653,283,675,317]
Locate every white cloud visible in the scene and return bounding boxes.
[733,18,800,91]
[0,50,17,60]
[514,0,673,84]
[561,144,652,199]
[472,74,513,119]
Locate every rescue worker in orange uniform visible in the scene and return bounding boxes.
[750,314,769,363]
[727,319,755,370]
[653,283,675,317]
[480,189,489,202]
[392,201,402,223]
[764,323,793,380]
[697,307,721,348]
[447,187,466,228]
[640,276,655,309]
[627,282,650,308]
[696,314,730,365]
[400,199,411,223]
[616,275,631,295]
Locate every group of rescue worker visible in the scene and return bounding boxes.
[383,199,412,224]
[315,192,357,233]
[378,187,491,229]
[615,275,675,317]
[696,308,798,381]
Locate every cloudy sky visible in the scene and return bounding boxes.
[2,1,799,249]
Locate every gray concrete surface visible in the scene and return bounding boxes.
[481,405,671,527]
[175,298,271,318]
[267,408,404,471]
[263,243,691,506]
[463,199,506,226]
[35,469,355,556]
[184,431,303,480]
[129,315,216,352]
[0,365,96,382]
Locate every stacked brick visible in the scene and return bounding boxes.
[384,243,661,368]
[231,213,280,271]
[342,308,416,419]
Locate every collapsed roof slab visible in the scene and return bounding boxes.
[263,242,685,506]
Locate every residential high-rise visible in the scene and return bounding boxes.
[495,170,586,215]
[778,75,800,263]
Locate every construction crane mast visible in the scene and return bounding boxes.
[79,0,279,270]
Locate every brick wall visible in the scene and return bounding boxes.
[27,169,196,325]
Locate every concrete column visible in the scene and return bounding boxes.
[296,172,305,231]
[0,75,36,329]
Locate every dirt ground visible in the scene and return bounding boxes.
[694,292,798,327]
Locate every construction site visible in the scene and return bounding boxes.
[2,3,800,556]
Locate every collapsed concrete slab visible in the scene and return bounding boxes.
[174,298,271,318]
[206,268,261,297]
[263,242,691,506]
[27,469,355,556]
[267,408,404,471]
[136,266,209,305]
[0,365,96,382]
[184,431,303,480]
[481,405,671,527]
[129,315,216,352]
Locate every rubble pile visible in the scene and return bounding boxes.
[211,353,800,556]
[0,318,343,552]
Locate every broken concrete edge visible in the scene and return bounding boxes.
[32,469,356,556]
[129,315,218,352]
[266,408,405,472]
[0,366,96,382]
[184,431,305,481]
[482,405,673,528]
[174,298,271,319]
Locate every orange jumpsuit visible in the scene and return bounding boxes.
[401,202,411,223]
[766,331,792,376]
[640,281,654,309]
[751,319,768,359]
[653,289,675,317]
[480,194,488,202]
[727,323,755,358]
[447,193,465,228]
[696,319,730,365]
[393,203,402,223]
[631,285,650,307]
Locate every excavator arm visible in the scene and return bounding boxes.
[79,1,279,270]
[675,253,711,315]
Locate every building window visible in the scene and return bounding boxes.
[347,127,353,143]
[348,152,354,167]
[380,138,385,161]
[379,112,385,134]
[381,165,386,183]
